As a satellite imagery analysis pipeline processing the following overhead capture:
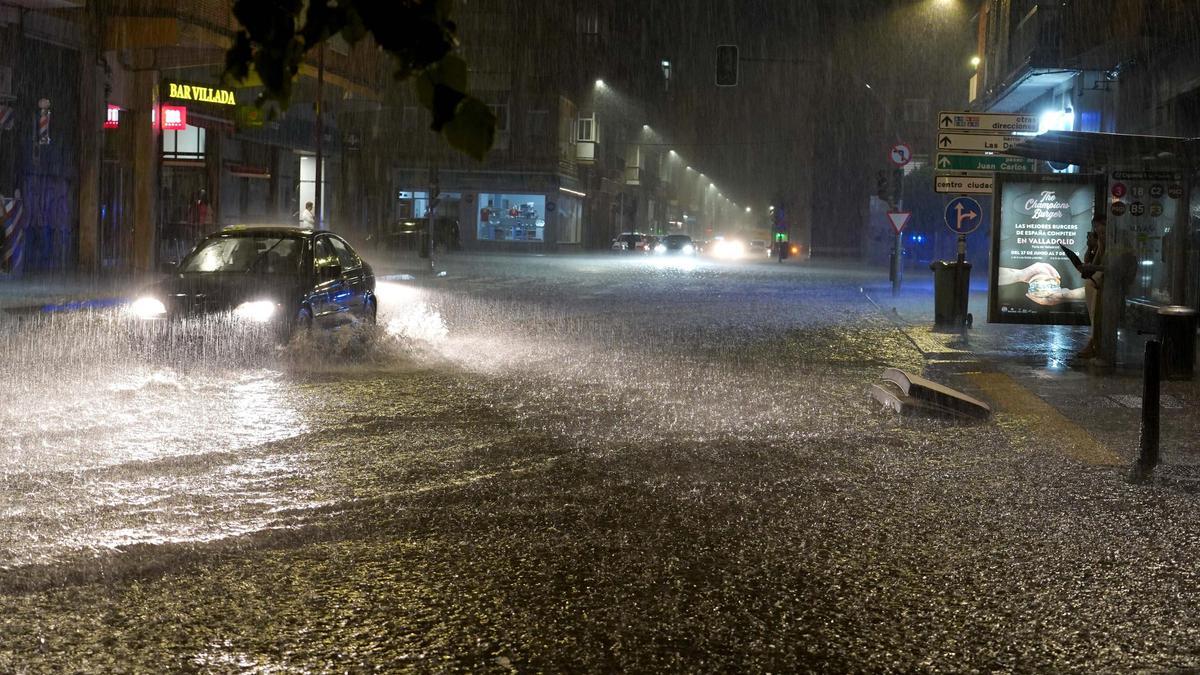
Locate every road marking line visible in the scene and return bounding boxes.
[968,371,1124,466]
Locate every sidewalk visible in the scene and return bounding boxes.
[0,272,143,313]
[865,276,1200,473]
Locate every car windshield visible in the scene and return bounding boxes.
[665,235,691,244]
[180,235,303,274]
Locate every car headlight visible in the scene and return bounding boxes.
[655,244,667,254]
[129,296,166,319]
[233,300,277,323]
[682,244,694,255]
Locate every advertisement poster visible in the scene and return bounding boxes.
[989,174,1102,325]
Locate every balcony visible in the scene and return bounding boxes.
[977,3,1077,112]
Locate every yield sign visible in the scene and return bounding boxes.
[887,211,911,235]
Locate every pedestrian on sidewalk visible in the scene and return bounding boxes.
[1076,215,1106,359]
[298,201,316,228]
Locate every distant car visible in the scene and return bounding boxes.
[129,225,376,339]
[655,234,697,256]
[707,237,746,259]
[749,240,769,257]
[612,232,652,253]
[384,217,460,252]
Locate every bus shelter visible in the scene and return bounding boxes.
[1005,131,1200,367]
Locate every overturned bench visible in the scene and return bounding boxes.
[869,368,991,421]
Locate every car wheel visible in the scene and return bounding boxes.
[363,295,378,325]
[294,306,314,334]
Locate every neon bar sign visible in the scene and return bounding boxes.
[166,82,237,106]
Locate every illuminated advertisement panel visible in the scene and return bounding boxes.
[989,173,1102,325]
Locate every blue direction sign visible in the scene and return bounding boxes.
[944,196,984,235]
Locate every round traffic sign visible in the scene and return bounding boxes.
[889,143,912,167]
[944,196,984,235]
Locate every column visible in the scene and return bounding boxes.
[130,66,159,272]
[76,29,104,273]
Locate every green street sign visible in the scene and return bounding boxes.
[935,153,1037,173]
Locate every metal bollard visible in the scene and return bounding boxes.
[1134,340,1161,480]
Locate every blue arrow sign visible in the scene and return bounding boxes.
[944,196,984,235]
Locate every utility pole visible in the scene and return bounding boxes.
[891,167,904,296]
[424,163,439,273]
[314,43,324,230]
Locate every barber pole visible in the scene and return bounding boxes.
[37,98,50,145]
[1,193,25,275]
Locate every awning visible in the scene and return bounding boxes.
[984,68,1079,113]
[1007,131,1200,169]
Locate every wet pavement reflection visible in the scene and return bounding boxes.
[2,255,1200,671]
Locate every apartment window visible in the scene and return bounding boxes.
[527,110,550,139]
[577,10,599,35]
[577,114,597,142]
[902,98,930,124]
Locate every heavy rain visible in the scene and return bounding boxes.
[4,0,1200,672]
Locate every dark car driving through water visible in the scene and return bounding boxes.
[654,234,697,256]
[129,225,377,339]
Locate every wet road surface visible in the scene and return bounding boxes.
[3,254,1200,671]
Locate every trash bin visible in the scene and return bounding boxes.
[1157,305,1197,380]
[930,260,971,330]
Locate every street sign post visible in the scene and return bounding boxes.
[937,132,1026,154]
[938,111,1039,134]
[935,173,994,194]
[936,153,1037,173]
[944,197,984,236]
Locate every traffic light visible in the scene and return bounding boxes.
[715,45,739,87]
[876,170,889,202]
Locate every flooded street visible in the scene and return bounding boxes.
[4,255,1200,671]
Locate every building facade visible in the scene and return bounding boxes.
[0,0,385,276]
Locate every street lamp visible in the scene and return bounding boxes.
[595,79,605,88]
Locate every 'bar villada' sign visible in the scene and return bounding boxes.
[166,82,237,106]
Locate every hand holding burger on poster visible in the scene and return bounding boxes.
[995,261,1080,305]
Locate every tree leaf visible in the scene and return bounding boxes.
[443,96,497,161]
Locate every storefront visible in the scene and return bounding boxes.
[389,169,585,253]
[0,26,81,275]
[156,79,236,261]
